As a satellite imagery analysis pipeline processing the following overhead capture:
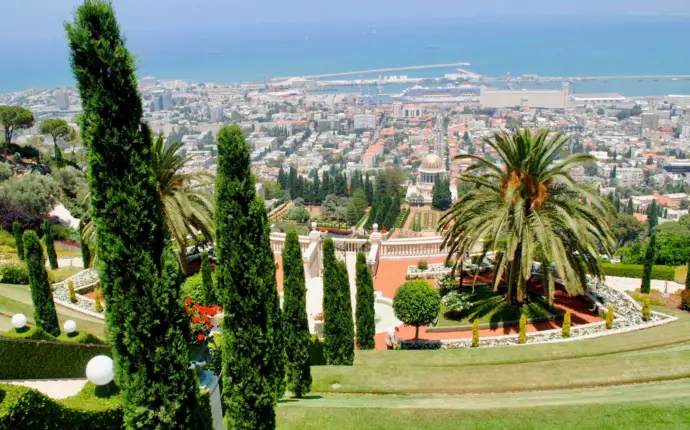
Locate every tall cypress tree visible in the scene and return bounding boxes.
[322,237,339,363]
[23,230,60,337]
[282,230,312,397]
[355,252,375,350]
[200,251,215,305]
[335,260,355,365]
[215,125,276,428]
[43,220,58,270]
[641,234,657,294]
[66,3,204,428]
[12,221,24,260]
[79,218,91,269]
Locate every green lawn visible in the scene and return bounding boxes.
[0,283,106,339]
[277,394,690,429]
[435,286,557,327]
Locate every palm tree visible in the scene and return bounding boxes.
[83,135,214,271]
[439,128,614,305]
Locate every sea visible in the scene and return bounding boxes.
[3,15,690,97]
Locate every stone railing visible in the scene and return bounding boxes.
[269,232,310,255]
[332,237,369,254]
[379,236,450,259]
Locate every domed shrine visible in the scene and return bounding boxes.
[405,153,457,205]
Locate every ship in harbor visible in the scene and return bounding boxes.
[393,82,480,102]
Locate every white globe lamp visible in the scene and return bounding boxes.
[86,355,114,386]
[11,313,27,329]
[63,320,77,334]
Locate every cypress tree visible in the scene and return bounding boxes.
[214,125,276,428]
[282,230,312,397]
[79,218,90,269]
[322,238,354,365]
[641,234,657,294]
[23,231,60,337]
[355,252,375,350]
[12,221,23,260]
[200,251,216,305]
[66,3,204,428]
[43,220,58,270]
[685,253,690,290]
[335,261,355,364]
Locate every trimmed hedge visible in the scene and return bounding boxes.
[0,333,110,379]
[0,382,213,430]
[601,263,675,281]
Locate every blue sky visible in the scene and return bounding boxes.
[2,0,689,43]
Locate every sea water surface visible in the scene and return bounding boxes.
[2,16,690,95]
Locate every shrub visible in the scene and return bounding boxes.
[642,297,651,322]
[601,263,675,281]
[442,291,471,313]
[322,238,355,365]
[0,262,29,284]
[57,331,105,345]
[1,326,56,341]
[43,220,58,270]
[518,313,527,344]
[0,334,109,379]
[680,289,690,311]
[181,272,206,304]
[200,251,216,306]
[11,221,22,260]
[393,280,441,340]
[0,229,15,247]
[417,260,429,271]
[471,319,479,348]
[438,272,457,296]
[606,306,615,329]
[626,289,665,307]
[562,311,571,338]
[23,230,60,337]
[0,173,61,217]
[94,288,103,313]
[0,382,213,430]
[0,162,11,182]
[68,280,77,303]
[287,206,310,223]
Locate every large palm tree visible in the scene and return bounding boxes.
[83,135,214,271]
[439,128,614,305]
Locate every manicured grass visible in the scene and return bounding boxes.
[277,399,690,429]
[51,267,83,282]
[0,283,106,339]
[435,286,556,327]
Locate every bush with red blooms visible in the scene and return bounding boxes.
[184,297,223,344]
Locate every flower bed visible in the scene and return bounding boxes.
[402,282,675,350]
[406,263,451,280]
[51,269,105,319]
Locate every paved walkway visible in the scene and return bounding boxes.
[7,379,87,399]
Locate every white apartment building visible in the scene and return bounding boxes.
[617,167,644,187]
[353,114,376,130]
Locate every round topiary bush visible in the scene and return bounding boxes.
[417,260,429,271]
[393,280,440,340]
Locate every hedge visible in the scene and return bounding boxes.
[0,382,213,430]
[0,332,110,379]
[601,263,675,281]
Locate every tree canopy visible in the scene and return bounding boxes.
[0,106,35,156]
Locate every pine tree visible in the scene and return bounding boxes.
[79,218,90,269]
[355,252,375,350]
[12,221,24,260]
[322,238,355,365]
[23,231,60,337]
[214,125,277,428]
[641,234,657,294]
[282,230,312,397]
[626,198,635,215]
[200,251,216,305]
[43,220,58,270]
[66,3,204,427]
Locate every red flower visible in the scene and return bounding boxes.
[203,316,211,327]
[192,316,200,323]
[185,308,190,314]
[185,297,192,305]
[197,333,206,342]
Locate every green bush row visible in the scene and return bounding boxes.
[0,382,213,430]
[601,263,675,281]
[0,262,29,284]
[0,329,110,379]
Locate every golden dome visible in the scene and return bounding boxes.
[421,153,443,170]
